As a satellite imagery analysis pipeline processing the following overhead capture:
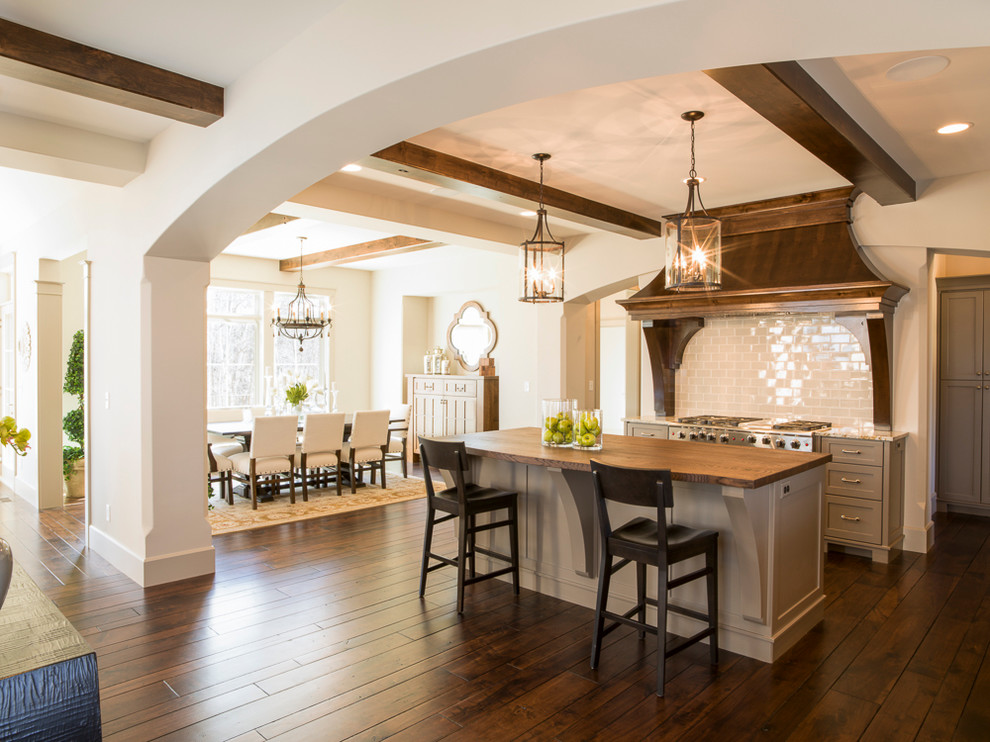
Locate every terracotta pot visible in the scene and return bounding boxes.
[63,458,86,500]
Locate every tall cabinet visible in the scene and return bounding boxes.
[407,374,499,458]
[938,279,990,513]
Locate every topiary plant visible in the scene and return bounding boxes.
[63,330,84,481]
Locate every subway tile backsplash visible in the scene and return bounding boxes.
[676,314,872,427]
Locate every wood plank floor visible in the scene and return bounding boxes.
[2,483,989,741]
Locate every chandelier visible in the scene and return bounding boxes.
[664,111,722,291]
[519,153,564,303]
[272,236,332,351]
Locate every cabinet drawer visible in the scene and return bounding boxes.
[630,425,667,439]
[443,379,477,397]
[821,438,884,466]
[825,463,882,500]
[825,495,882,545]
[414,378,442,394]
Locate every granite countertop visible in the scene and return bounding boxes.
[816,427,908,442]
[623,416,678,425]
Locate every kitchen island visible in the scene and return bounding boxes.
[445,427,831,662]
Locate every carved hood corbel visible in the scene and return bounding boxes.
[618,187,907,430]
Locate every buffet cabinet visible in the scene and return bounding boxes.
[821,435,906,563]
[407,375,499,458]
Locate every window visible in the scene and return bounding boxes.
[273,290,330,390]
[207,287,262,408]
[207,284,333,410]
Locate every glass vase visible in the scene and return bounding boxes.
[572,409,603,450]
[541,399,576,447]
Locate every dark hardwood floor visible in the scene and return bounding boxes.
[1,481,988,741]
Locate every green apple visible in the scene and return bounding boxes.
[552,431,565,444]
[543,429,554,442]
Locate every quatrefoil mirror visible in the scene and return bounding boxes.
[446,301,497,371]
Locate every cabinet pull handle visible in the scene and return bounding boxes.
[839,514,861,522]
[840,449,861,454]
[840,477,862,484]
[641,432,655,437]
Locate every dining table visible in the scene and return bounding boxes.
[207,412,406,501]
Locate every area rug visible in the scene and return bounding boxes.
[208,476,427,535]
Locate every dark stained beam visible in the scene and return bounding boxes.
[0,19,223,126]
[704,62,916,205]
[367,141,661,239]
[279,235,434,270]
[242,213,297,236]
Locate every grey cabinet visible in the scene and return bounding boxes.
[937,280,990,512]
[623,419,669,439]
[821,435,906,563]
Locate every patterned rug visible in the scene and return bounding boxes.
[208,476,427,535]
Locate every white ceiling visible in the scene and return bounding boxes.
[0,1,987,269]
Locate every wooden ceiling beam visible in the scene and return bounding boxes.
[0,19,223,126]
[279,235,435,270]
[366,141,661,239]
[704,62,916,206]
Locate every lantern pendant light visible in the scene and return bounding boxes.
[519,153,564,303]
[271,236,332,351]
[664,111,722,292]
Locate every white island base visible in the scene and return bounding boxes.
[462,453,826,664]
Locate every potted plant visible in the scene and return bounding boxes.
[62,330,85,499]
[285,381,309,414]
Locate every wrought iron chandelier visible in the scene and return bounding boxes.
[272,236,331,351]
[664,111,722,292]
[519,153,564,303]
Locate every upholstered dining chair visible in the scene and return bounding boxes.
[342,409,391,493]
[384,404,411,478]
[294,412,346,499]
[228,415,298,509]
[206,443,234,505]
[208,432,244,458]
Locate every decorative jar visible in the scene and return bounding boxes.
[572,409,603,450]
[541,398,576,447]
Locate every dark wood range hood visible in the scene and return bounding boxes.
[618,187,907,430]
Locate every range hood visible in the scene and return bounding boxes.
[618,187,907,430]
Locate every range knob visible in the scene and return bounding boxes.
[790,440,801,449]
[719,434,729,443]
[762,436,771,445]
[677,431,686,439]
[775,439,785,448]
[689,433,698,440]
[707,433,717,441]
[748,435,757,443]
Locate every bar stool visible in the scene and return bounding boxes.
[589,459,719,697]
[418,438,520,614]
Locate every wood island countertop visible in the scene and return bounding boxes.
[449,427,831,489]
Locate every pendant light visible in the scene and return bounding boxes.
[271,236,332,351]
[519,153,564,303]
[664,111,722,291]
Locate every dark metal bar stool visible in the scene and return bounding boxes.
[418,438,520,614]
[589,459,719,697]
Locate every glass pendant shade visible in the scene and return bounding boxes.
[519,153,564,303]
[271,237,332,351]
[664,212,722,291]
[519,210,564,303]
[664,111,722,292]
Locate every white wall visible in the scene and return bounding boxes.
[371,247,539,428]
[60,251,86,440]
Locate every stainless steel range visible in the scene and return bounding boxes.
[667,415,831,451]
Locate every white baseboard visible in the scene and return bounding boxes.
[89,527,215,587]
[902,520,934,554]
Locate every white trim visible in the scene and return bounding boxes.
[89,526,216,587]
[902,520,934,553]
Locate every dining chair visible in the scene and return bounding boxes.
[294,412,346,499]
[342,409,391,493]
[384,404,411,478]
[228,415,298,509]
[208,432,243,458]
[206,443,234,505]
[589,459,719,697]
[418,438,520,614]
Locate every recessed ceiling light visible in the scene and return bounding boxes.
[340,163,362,172]
[885,55,950,82]
[937,122,972,135]
[519,210,537,217]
